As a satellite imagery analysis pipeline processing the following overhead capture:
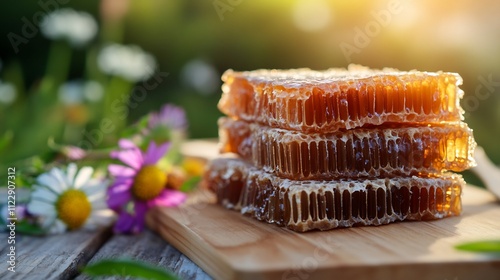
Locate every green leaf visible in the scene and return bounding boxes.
[455,240,500,253]
[82,259,179,280]
[121,113,151,138]
[15,221,46,236]
[180,176,201,192]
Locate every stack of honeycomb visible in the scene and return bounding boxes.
[204,65,476,232]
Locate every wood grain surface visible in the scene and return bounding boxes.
[147,186,500,280]
[0,227,112,280]
[76,230,211,280]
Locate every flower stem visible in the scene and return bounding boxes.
[40,41,72,96]
[102,76,133,144]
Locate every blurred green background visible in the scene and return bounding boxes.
[0,0,499,185]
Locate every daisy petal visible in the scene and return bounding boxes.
[93,209,115,218]
[27,200,56,215]
[31,187,58,203]
[37,173,63,194]
[149,189,187,208]
[74,166,93,189]
[108,164,137,177]
[66,163,78,187]
[86,210,114,229]
[90,195,108,210]
[143,141,171,165]
[50,168,69,192]
[83,180,107,198]
[49,219,67,234]
[41,213,57,229]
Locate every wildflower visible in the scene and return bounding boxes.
[107,139,186,234]
[144,104,188,145]
[98,44,156,82]
[1,204,28,223]
[61,145,87,161]
[41,8,98,46]
[149,104,188,132]
[27,163,111,234]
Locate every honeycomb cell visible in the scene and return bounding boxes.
[204,157,463,232]
[204,155,250,210]
[219,118,476,180]
[218,65,464,132]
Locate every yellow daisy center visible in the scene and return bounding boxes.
[56,189,91,230]
[132,165,167,201]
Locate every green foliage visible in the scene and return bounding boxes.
[180,176,201,192]
[14,221,46,236]
[83,259,179,280]
[455,240,500,253]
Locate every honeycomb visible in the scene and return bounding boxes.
[219,118,476,180]
[218,65,464,133]
[204,157,463,232]
[209,66,474,232]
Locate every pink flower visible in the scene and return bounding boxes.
[107,139,186,234]
[62,145,87,160]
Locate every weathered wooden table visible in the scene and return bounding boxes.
[0,140,222,280]
[0,227,212,279]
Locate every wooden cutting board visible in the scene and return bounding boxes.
[147,141,500,280]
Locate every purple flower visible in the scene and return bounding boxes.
[148,104,187,131]
[107,139,187,234]
[1,204,28,223]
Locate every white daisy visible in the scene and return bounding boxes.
[97,44,156,82]
[41,8,98,47]
[28,163,113,234]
